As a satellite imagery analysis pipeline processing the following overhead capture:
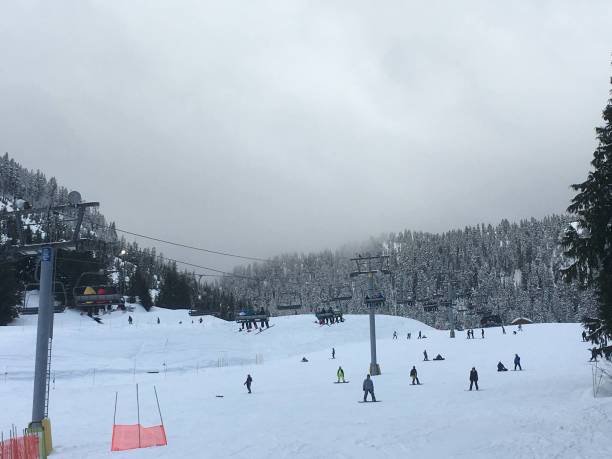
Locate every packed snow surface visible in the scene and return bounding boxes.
[1,307,611,458]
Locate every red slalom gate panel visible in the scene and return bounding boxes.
[111,424,167,452]
[0,435,39,459]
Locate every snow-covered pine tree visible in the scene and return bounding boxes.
[562,72,612,337]
[0,262,19,325]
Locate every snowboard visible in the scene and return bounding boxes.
[358,400,381,403]
[215,395,224,398]
[333,381,350,384]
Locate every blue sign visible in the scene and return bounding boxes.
[42,247,52,262]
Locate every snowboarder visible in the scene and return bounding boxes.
[244,374,252,393]
[423,350,429,361]
[157,317,160,324]
[433,354,445,361]
[337,366,345,383]
[128,315,133,325]
[589,348,599,362]
[407,332,411,340]
[199,317,203,324]
[513,354,522,371]
[481,329,485,339]
[410,366,420,385]
[418,331,422,339]
[502,325,506,335]
[301,357,309,362]
[332,348,336,359]
[393,331,398,340]
[362,374,376,401]
[497,361,508,372]
[582,331,587,342]
[469,367,479,391]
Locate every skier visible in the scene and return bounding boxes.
[469,367,479,391]
[502,325,506,335]
[481,329,485,339]
[337,366,345,383]
[362,374,376,402]
[410,366,420,385]
[423,350,429,361]
[128,315,133,325]
[157,317,160,324]
[513,354,522,371]
[497,361,508,372]
[199,317,203,324]
[407,332,411,340]
[393,331,398,340]
[418,331,422,339]
[332,348,336,359]
[582,331,587,342]
[244,374,253,393]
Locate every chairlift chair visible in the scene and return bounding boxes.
[395,288,414,306]
[423,300,438,313]
[20,282,67,315]
[362,287,386,306]
[276,291,302,310]
[73,271,123,311]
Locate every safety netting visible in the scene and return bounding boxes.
[0,434,39,459]
[111,424,167,452]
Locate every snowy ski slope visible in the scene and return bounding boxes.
[1,306,611,458]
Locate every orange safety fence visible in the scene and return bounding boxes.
[0,434,39,459]
[111,424,167,452]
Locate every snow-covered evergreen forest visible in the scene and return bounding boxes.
[0,153,597,327]
[222,216,598,328]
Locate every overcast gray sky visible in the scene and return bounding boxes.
[1,1,611,271]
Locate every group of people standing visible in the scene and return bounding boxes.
[394,330,425,340]
[466,329,484,339]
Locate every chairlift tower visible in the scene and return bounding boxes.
[1,192,99,443]
[350,254,390,376]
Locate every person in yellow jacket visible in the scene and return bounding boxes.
[337,366,345,383]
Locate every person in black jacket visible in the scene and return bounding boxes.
[244,374,253,393]
[497,361,508,372]
[469,367,479,391]
[410,366,420,385]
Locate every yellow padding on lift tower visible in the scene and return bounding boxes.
[42,418,52,455]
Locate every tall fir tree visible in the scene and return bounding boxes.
[0,263,20,325]
[157,263,192,309]
[131,268,153,311]
[562,73,612,337]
